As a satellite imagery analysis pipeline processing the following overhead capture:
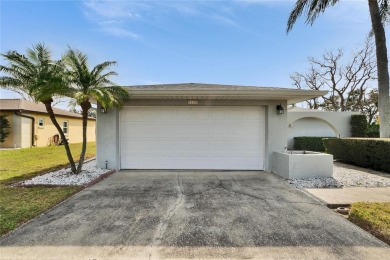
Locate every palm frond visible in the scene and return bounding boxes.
[91,61,117,79]
[287,0,340,32]
[63,48,126,109]
[0,43,71,103]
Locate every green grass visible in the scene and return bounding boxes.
[349,202,390,245]
[0,142,95,236]
[0,186,81,235]
[0,142,96,183]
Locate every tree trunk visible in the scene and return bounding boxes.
[43,100,77,173]
[368,0,390,137]
[76,101,91,174]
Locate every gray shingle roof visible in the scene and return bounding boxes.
[125,83,292,91]
[0,99,95,119]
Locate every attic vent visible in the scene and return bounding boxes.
[188,100,199,105]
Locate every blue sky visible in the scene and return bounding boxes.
[0,0,381,105]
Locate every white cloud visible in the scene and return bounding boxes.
[82,0,146,39]
[212,13,238,27]
[83,0,144,19]
[81,0,240,39]
[101,26,139,39]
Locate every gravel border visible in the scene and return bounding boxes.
[287,162,390,189]
[18,160,114,186]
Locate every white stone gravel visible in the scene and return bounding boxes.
[288,162,390,189]
[20,160,111,186]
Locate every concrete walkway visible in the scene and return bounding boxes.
[305,187,390,206]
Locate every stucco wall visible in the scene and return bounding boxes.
[287,110,359,149]
[96,105,119,170]
[273,152,333,178]
[96,99,288,171]
[0,112,96,148]
[31,113,96,147]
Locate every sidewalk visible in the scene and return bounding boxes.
[304,187,390,207]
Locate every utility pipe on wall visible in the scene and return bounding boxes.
[14,111,35,147]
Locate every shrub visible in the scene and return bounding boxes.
[0,115,11,143]
[351,115,368,137]
[293,136,335,152]
[366,124,380,138]
[323,138,390,172]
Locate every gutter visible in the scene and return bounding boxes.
[125,89,329,96]
[14,111,35,147]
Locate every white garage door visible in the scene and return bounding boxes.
[120,106,265,170]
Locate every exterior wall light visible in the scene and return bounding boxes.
[276,104,284,115]
[100,106,107,113]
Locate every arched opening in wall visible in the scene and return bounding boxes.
[287,117,339,149]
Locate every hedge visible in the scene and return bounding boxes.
[293,136,335,152]
[323,138,390,173]
[351,115,368,137]
[366,124,380,138]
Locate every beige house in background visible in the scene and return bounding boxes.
[0,99,96,148]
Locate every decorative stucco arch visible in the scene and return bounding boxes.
[286,109,359,149]
[288,116,340,137]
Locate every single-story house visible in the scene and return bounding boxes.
[0,99,96,148]
[287,107,359,149]
[96,83,326,172]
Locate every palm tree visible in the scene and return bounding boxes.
[63,48,128,174]
[0,43,78,172]
[287,0,390,138]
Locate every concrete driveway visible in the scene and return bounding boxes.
[1,171,389,259]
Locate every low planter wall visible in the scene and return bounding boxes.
[272,151,333,179]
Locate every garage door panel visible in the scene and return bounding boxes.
[157,108,175,120]
[176,108,193,120]
[121,145,265,157]
[121,123,139,135]
[122,109,140,121]
[191,124,210,135]
[191,157,212,167]
[159,140,175,150]
[141,109,159,121]
[139,140,159,150]
[139,124,157,136]
[211,124,229,135]
[121,139,139,151]
[120,106,265,170]
[176,142,211,152]
[156,124,174,137]
[193,108,209,120]
[211,157,245,168]
[174,125,194,136]
[245,157,263,168]
[245,108,264,120]
[210,109,227,120]
[227,109,245,120]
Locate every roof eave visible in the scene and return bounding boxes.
[91,89,328,104]
[126,90,328,104]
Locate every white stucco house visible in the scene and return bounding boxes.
[95,83,327,172]
[287,107,359,149]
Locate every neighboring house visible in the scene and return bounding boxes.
[0,99,96,148]
[96,83,326,172]
[287,107,359,149]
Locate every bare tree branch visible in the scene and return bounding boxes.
[291,37,377,121]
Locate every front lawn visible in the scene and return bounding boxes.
[0,142,95,236]
[0,142,96,183]
[349,202,390,245]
